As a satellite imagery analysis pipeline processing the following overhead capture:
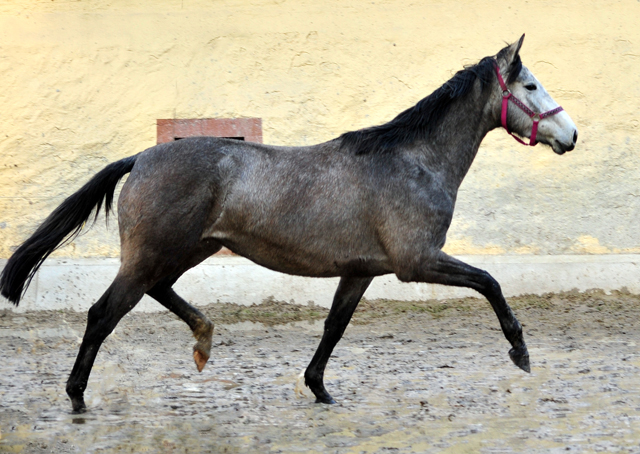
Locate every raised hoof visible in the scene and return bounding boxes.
[509,346,531,373]
[192,320,214,373]
[193,349,209,373]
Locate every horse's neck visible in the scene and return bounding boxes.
[423,90,497,190]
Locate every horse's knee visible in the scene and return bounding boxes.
[475,269,503,298]
[393,255,441,283]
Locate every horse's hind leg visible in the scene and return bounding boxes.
[147,285,214,372]
[414,251,530,372]
[305,276,373,404]
[66,273,147,413]
[146,241,223,372]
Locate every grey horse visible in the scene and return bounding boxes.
[0,35,578,413]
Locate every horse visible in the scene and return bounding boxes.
[0,35,578,413]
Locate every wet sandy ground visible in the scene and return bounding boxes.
[1,291,640,453]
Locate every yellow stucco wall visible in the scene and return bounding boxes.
[1,0,639,259]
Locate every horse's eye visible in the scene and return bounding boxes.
[524,83,537,91]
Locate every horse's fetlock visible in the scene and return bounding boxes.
[66,381,85,400]
[193,318,214,339]
[304,368,320,388]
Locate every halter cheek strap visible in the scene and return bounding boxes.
[494,60,564,146]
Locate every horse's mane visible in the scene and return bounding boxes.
[338,55,503,155]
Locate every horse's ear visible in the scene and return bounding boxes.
[504,34,525,66]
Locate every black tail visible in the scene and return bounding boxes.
[0,155,139,305]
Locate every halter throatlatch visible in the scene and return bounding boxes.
[494,60,564,146]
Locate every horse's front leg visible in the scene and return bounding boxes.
[305,276,373,404]
[405,251,530,372]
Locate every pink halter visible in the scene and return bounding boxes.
[494,60,564,146]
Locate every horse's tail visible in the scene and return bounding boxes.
[0,154,139,306]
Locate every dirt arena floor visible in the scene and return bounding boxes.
[1,290,640,453]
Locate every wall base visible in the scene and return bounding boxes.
[1,255,639,313]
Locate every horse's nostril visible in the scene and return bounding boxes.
[573,130,578,144]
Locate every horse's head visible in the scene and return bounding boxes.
[495,35,578,155]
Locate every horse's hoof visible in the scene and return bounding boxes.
[193,349,209,372]
[509,346,531,373]
[192,321,213,372]
[70,396,87,414]
[315,396,337,405]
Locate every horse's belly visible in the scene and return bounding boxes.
[244,249,390,278]
[202,176,391,276]
[203,228,391,278]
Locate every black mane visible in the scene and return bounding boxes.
[338,56,498,155]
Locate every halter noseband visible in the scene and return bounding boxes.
[494,60,564,146]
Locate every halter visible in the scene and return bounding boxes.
[494,60,564,146]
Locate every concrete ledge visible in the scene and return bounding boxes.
[1,254,639,312]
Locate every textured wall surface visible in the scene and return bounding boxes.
[1,0,639,261]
